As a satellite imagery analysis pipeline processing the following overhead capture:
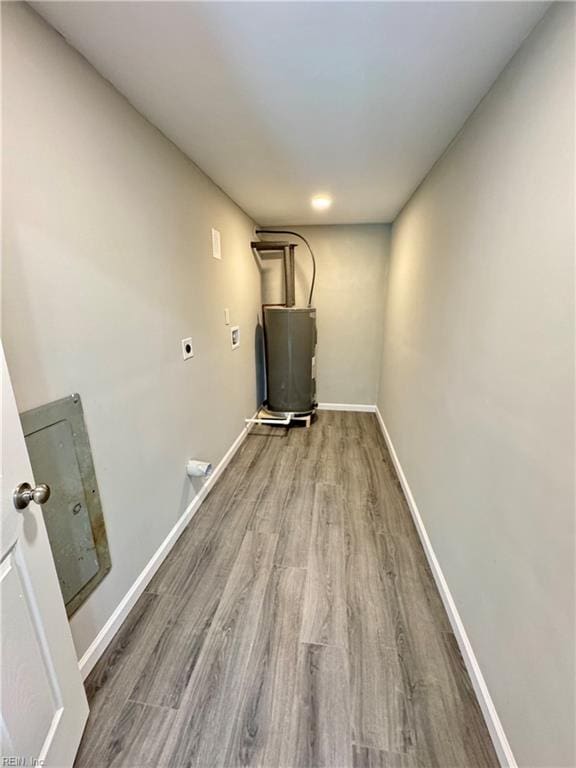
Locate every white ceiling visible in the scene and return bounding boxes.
[34,1,549,225]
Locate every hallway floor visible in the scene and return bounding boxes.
[76,411,499,768]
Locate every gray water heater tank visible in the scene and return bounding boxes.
[264,306,316,413]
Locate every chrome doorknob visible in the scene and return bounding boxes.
[13,482,51,510]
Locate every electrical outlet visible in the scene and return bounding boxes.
[181,337,194,360]
[224,308,230,325]
[230,326,240,350]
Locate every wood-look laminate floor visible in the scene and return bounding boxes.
[76,411,499,768]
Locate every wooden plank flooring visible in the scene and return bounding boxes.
[75,411,499,768]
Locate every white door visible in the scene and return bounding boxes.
[1,344,88,766]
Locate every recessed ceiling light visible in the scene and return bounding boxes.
[311,195,332,211]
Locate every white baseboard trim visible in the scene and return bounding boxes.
[317,402,376,412]
[78,414,256,680]
[374,407,517,768]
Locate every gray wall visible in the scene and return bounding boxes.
[377,5,575,766]
[2,4,261,660]
[259,225,390,405]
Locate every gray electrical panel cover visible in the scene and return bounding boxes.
[20,394,111,617]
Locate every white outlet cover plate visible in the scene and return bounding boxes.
[211,228,221,260]
[181,337,194,359]
[230,326,240,349]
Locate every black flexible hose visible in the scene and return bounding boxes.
[255,229,316,307]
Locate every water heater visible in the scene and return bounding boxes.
[264,306,316,414]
